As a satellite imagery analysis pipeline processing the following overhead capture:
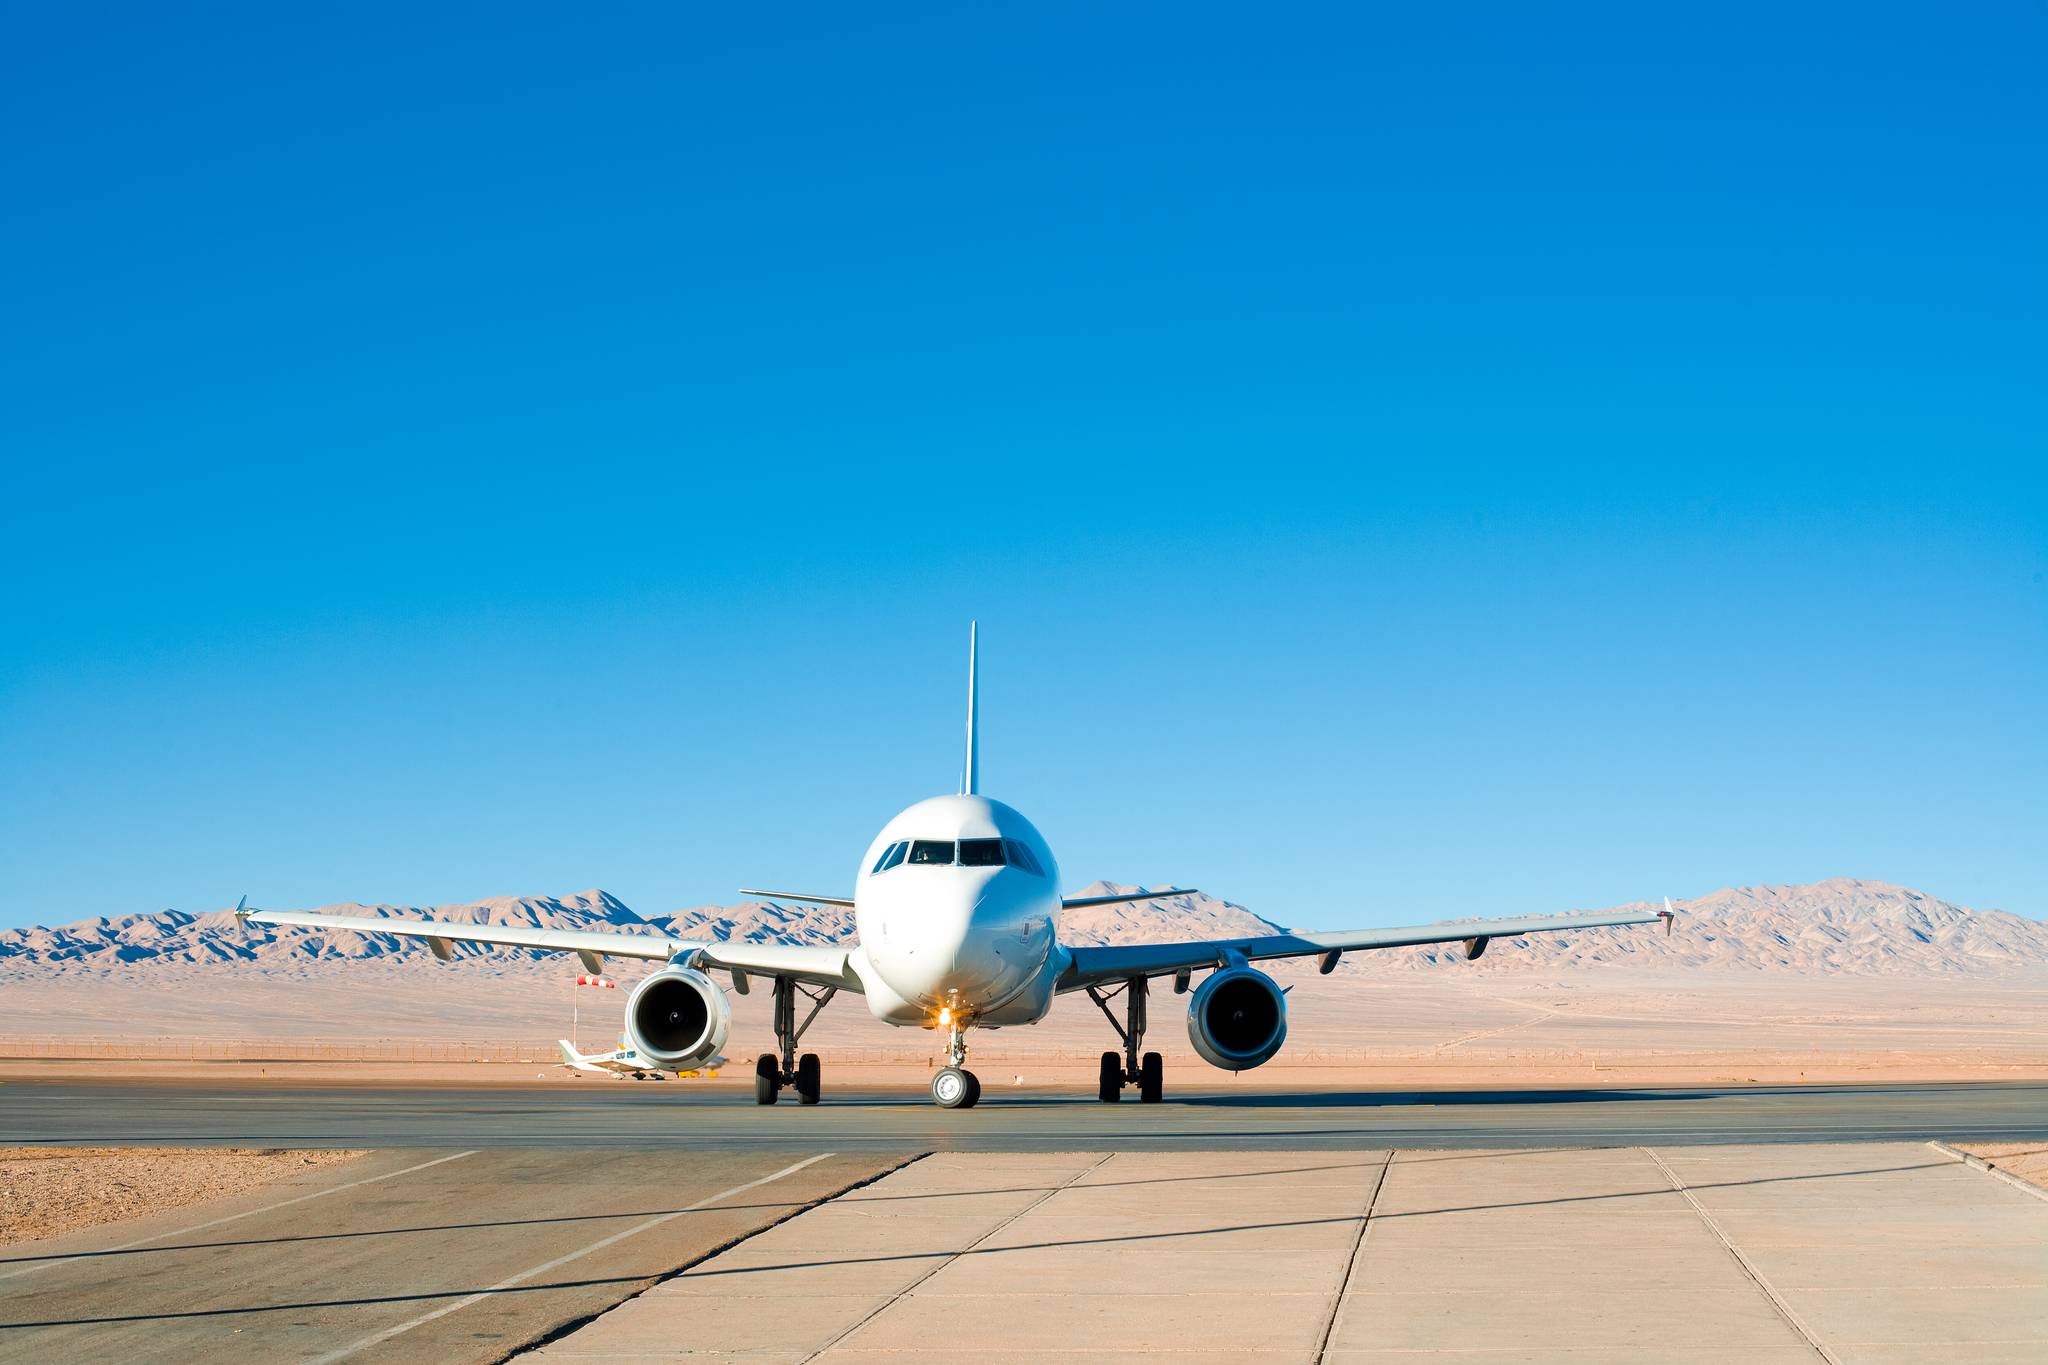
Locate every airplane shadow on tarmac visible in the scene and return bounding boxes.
[945,1081,1974,1110]
[902,1085,1725,1110]
[1178,1086,1723,1108]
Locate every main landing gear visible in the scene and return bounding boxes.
[1087,976,1164,1103]
[931,1015,982,1108]
[753,976,837,1105]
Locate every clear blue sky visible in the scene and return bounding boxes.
[3,4,2043,931]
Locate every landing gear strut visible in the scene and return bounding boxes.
[1087,976,1163,1103]
[754,976,837,1105]
[931,1015,981,1108]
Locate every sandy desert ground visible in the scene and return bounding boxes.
[0,1146,364,1243]
[4,963,2044,1087]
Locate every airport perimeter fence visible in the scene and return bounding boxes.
[3,1035,2032,1071]
[1,1037,1044,1064]
[0,1036,568,1063]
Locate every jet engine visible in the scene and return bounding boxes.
[625,965,732,1071]
[1186,965,1287,1071]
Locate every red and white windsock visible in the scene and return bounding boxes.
[574,974,615,989]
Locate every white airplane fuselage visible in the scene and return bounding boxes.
[848,794,1067,1029]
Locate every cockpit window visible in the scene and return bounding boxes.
[958,837,1006,867]
[907,839,956,865]
[1004,839,1044,875]
[872,841,908,874]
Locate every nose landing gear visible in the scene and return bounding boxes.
[932,1065,980,1108]
[753,976,837,1105]
[930,1014,981,1108]
[1087,976,1164,1103]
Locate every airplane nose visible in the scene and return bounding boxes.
[935,912,1000,993]
[911,894,1014,999]
[869,873,1042,1008]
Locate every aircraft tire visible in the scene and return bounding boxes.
[795,1052,822,1105]
[1139,1051,1163,1103]
[932,1065,974,1108]
[753,1053,781,1105]
[1097,1051,1122,1103]
[961,1071,981,1108]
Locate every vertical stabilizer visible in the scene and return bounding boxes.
[962,621,980,795]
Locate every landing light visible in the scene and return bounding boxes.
[938,1006,953,1026]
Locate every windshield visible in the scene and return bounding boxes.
[907,840,956,865]
[958,837,1005,867]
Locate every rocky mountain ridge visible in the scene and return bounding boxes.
[1,879,2042,979]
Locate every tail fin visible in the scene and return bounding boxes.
[961,620,980,795]
[557,1040,584,1065]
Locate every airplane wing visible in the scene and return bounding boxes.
[1056,905,1673,991]
[741,888,1206,912]
[1060,888,1198,910]
[238,905,862,992]
[738,888,856,908]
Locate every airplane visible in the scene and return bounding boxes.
[558,1036,722,1079]
[240,624,1674,1109]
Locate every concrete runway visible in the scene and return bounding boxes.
[5,1079,2047,1150]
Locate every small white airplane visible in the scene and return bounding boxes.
[558,1037,721,1079]
[242,625,1672,1109]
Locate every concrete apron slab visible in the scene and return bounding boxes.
[526,1150,1389,1361]
[526,1143,2048,1363]
[0,1149,903,1365]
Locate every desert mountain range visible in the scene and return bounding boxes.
[2,878,2043,979]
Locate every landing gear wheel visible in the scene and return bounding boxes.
[794,1052,822,1105]
[753,1053,781,1105]
[1139,1051,1164,1103]
[1098,1050,1123,1103]
[962,1071,982,1108]
[932,1066,977,1109]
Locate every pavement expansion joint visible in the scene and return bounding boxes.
[796,1151,1119,1363]
[1644,1145,1837,1365]
[1312,1148,1393,1362]
[511,1150,934,1363]
[300,1153,848,1365]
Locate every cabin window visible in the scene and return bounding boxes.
[872,841,908,873]
[1004,839,1044,875]
[907,839,956,865]
[958,837,1006,867]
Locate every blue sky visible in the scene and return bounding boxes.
[3,4,2043,930]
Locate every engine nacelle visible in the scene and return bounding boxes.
[1186,966,1287,1071]
[625,966,732,1071]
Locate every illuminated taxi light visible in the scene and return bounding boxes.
[938,1006,953,1026]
